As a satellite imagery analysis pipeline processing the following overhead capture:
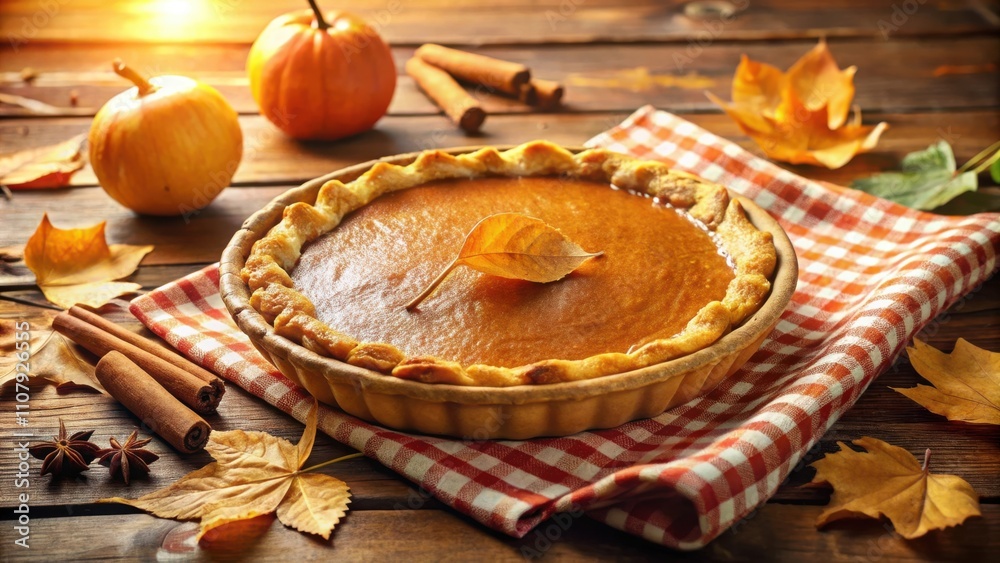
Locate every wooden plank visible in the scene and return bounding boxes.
[2,504,997,561]
[0,185,289,268]
[0,0,994,45]
[3,38,998,116]
[2,110,998,192]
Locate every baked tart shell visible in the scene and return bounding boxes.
[221,145,797,439]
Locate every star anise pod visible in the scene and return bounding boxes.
[97,430,159,484]
[28,419,101,478]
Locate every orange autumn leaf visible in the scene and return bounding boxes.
[406,212,603,309]
[809,437,981,539]
[101,404,357,541]
[892,339,1000,425]
[0,134,86,189]
[783,41,856,129]
[23,214,153,309]
[708,40,887,169]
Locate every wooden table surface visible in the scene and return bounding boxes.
[1,1,998,560]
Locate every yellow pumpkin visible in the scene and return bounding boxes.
[247,1,396,140]
[89,61,243,217]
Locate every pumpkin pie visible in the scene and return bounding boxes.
[241,141,777,387]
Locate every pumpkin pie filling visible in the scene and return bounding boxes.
[242,142,777,386]
[292,177,735,368]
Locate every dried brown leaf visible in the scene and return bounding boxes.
[809,437,981,539]
[892,339,1000,425]
[0,312,105,394]
[23,214,153,308]
[406,213,602,309]
[0,134,86,189]
[101,404,355,541]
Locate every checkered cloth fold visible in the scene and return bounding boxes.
[130,107,1000,549]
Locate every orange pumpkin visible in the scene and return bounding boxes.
[247,1,396,141]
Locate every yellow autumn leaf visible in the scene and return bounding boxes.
[405,212,602,309]
[707,40,888,169]
[892,339,1000,425]
[809,437,981,539]
[100,403,358,541]
[23,214,153,308]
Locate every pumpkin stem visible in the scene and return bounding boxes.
[306,0,331,30]
[113,59,155,96]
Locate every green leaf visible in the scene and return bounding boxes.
[851,142,978,211]
[990,159,1000,184]
[901,140,956,174]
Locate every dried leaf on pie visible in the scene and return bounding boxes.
[406,212,602,309]
[0,134,86,190]
[809,437,981,538]
[707,40,887,169]
[892,339,1000,425]
[100,403,354,541]
[0,311,105,394]
[23,214,153,309]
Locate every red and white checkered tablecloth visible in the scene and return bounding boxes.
[130,106,1000,550]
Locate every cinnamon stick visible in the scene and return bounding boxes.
[69,306,223,393]
[96,351,210,454]
[518,83,538,106]
[524,78,564,109]
[415,43,530,97]
[406,57,486,133]
[53,312,222,414]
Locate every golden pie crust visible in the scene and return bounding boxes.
[242,141,776,387]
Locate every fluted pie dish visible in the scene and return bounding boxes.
[220,142,797,439]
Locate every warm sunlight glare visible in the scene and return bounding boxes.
[137,0,216,41]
